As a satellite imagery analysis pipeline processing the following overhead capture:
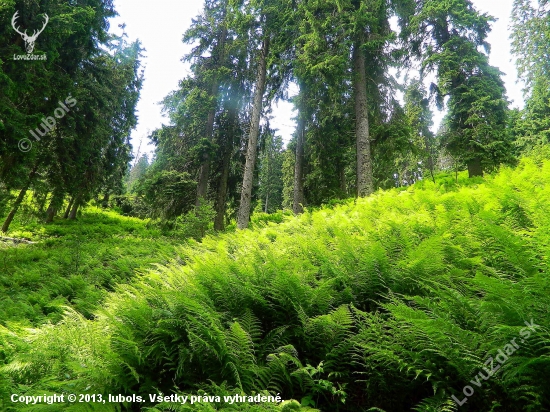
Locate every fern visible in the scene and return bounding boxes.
[4,157,550,410]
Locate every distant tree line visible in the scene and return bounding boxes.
[2,0,550,232]
[128,0,549,230]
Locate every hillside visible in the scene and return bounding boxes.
[1,158,549,411]
[0,208,180,327]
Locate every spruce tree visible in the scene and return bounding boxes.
[408,0,513,176]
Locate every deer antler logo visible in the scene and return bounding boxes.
[11,11,49,54]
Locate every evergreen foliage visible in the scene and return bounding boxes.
[406,0,514,177]
[0,0,143,232]
[258,130,285,213]
[511,0,550,152]
[3,1,550,409]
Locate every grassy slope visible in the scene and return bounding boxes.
[0,207,179,326]
[2,159,550,411]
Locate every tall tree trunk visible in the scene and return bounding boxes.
[339,166,346,195]
[214,106,236,232]
[426,153,436,184]
[215,64,245,231]
[293,93,306,215]
[68,196,80,220]
[423,135,436,183]
[63,198,74,219]
[353,40,374,197]
[214,144,231,231]
[37,191,49,215]
[196,19,228,208]
[45,191,63,223]
[1,164,40,233]
[237,36,270,229]
[196,82,219,207]
[45,204,56,223]
[467,157,483,178]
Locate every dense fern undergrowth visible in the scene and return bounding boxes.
[2,158,550,411]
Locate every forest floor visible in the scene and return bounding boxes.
[1,160,550,411]
[0,207,180,327]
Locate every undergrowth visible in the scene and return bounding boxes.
[0,207,178,326]
[2,158,550,411]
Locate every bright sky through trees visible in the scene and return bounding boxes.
[110,0,523,159]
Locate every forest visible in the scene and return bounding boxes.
[1,0,550,411]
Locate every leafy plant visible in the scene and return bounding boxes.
[3,157,550,411]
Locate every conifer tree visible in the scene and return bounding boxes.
[236,0,294,229]
[0,0,134,231]
[183,0,231,206]
[511,0,550,149]
[404,80,436,183]
[408,0,513,177]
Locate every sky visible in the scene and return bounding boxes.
[110,0,525,161]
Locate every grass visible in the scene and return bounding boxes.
[0,206,180,327]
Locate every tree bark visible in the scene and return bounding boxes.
[467,157,483,178]
[421,133,436,183]
[45,205,56,223]
[339,166,347,195]
[353,39,374,197]
[37,192,49,215]
[196,83,219,207]
[1,164,39,233]
[196,19,228,208]
[293,94,306,215]
[63,198,74,219]
[45,192,63,223]
[237,36,270,229]
[68,196,80,220]
[214,105,237,232]
[214,144,231,231]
